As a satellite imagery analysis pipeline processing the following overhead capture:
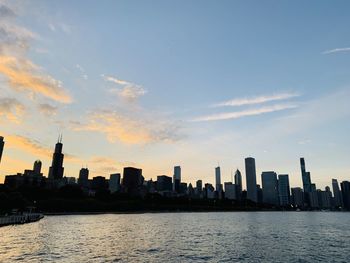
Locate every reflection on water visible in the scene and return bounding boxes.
[1,212,349,262]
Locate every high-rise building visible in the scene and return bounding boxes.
[261,171,279,205]
[92,176,108,191]
[122,167,144,195]
[196,180,202,192]
[224,182,236,200]
[278,174,291,206]
[332,179,343,208]
[156,175,172,192]
[340,181,350,210]
[300,158,312,193]
[78,168,89,187]
[48,136,64,180]
[173,166,181,192]
[0,136,4,164]
[109,173,121,193]
[245,157,257,203]
[234,169,242,200]
[33,160,42,175]
[291,187,304,208]
[215,166,223,195]
[215,166,221,190]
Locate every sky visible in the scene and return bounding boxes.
[0,0,349,189]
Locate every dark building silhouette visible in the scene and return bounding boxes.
[91,176,108,191]
[122,167,144,195]
[156,175,172,192]
[33,160,42,174]
[173,166,181,193]
[278,174,291,206]
[291,187,304,208]
[340,181,350,210]
[78,168,89,188]
[261,171,279,205]
[234,169,242,200]
[0,136,4,164]
[332,179,343,208]
[245,157,257,203]
[48,136,64,180]
[300,158,312,193]
[109,173,121,193]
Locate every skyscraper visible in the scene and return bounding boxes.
[332,179,343,208]
[234,169,242,200]
[215,166,222,192]
[340,181,350,210]
[261,171,279,205]
[291,187,304,208]
[33,160,42,175]
[300,158,312,193]
[122,167,144,195]
[109,173,121,193]
[0,136,4,164]
[78,167,89,187]
[278,174,291,206]
[173,166,181,192]
[48,136,64,180]
[245,157,257,203]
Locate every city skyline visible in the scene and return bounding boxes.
[0,1,350,188]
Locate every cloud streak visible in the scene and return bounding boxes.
[0,4,72,104]
[0,97,25,123]
[192,104,298,122]
[73,109,182,144]
[212,93,299,107]
[322,47,350,54]
[102,74,147,102]
[0,56,72,103]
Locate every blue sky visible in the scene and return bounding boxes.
[0,0,349,189]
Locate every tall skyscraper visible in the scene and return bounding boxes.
[278,174,291,206]
[261,171,279,205]
[0,136,4,164]
[173,166,181,192]
[245,157,257,203]
[332,179,343,208]
[291,187,304,208]
[33,160,42,175]
[234,169,242,200]
[109,173,121,193]
[48,136,64,180]
[78,167,89,187]
[196,180,202,192]
[340,181,350,210]
[300,158,312,193]
[215,166,222,192]
[122,167,144,195]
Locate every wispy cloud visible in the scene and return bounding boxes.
[0,4,72,104]
[322,47,350,54]
[73,109,182,144]
[0,97,25,123]
[37,103,58,116]
[212,92,300,107]
[101,74,147,102]
[192,104,298,122]
[5,134,52,158]
[0,56,72,103]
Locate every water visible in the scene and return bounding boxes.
[0,212,349,262]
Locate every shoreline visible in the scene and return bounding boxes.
[43,210,344,216]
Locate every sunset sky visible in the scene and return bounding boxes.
[0,0,349,189]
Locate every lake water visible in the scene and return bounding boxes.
[0,212,349,262]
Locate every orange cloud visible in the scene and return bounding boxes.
[0,97,25,123]
[0,56,72,103]
[74,110,181,144]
